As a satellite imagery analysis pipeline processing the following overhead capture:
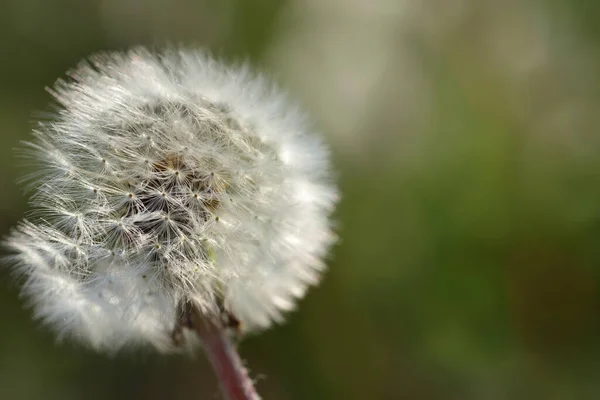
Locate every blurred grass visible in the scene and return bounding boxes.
[1,1,600,399]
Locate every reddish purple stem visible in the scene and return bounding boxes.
[192,310,259,400]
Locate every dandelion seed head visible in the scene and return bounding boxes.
[4,47,337,352]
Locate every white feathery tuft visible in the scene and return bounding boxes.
[4,47,338,353]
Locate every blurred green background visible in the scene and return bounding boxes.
[2,0,600,399]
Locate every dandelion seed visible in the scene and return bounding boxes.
[4,47,338,355]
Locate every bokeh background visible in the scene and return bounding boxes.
[1,0,600,399]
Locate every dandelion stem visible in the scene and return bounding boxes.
[191,308,259,400]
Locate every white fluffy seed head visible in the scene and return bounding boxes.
[4,47,338,353]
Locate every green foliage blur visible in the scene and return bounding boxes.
[1,1,600,399]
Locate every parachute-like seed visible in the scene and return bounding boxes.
[4,47,338,353]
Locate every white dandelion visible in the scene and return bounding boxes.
[4,47,338,360]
